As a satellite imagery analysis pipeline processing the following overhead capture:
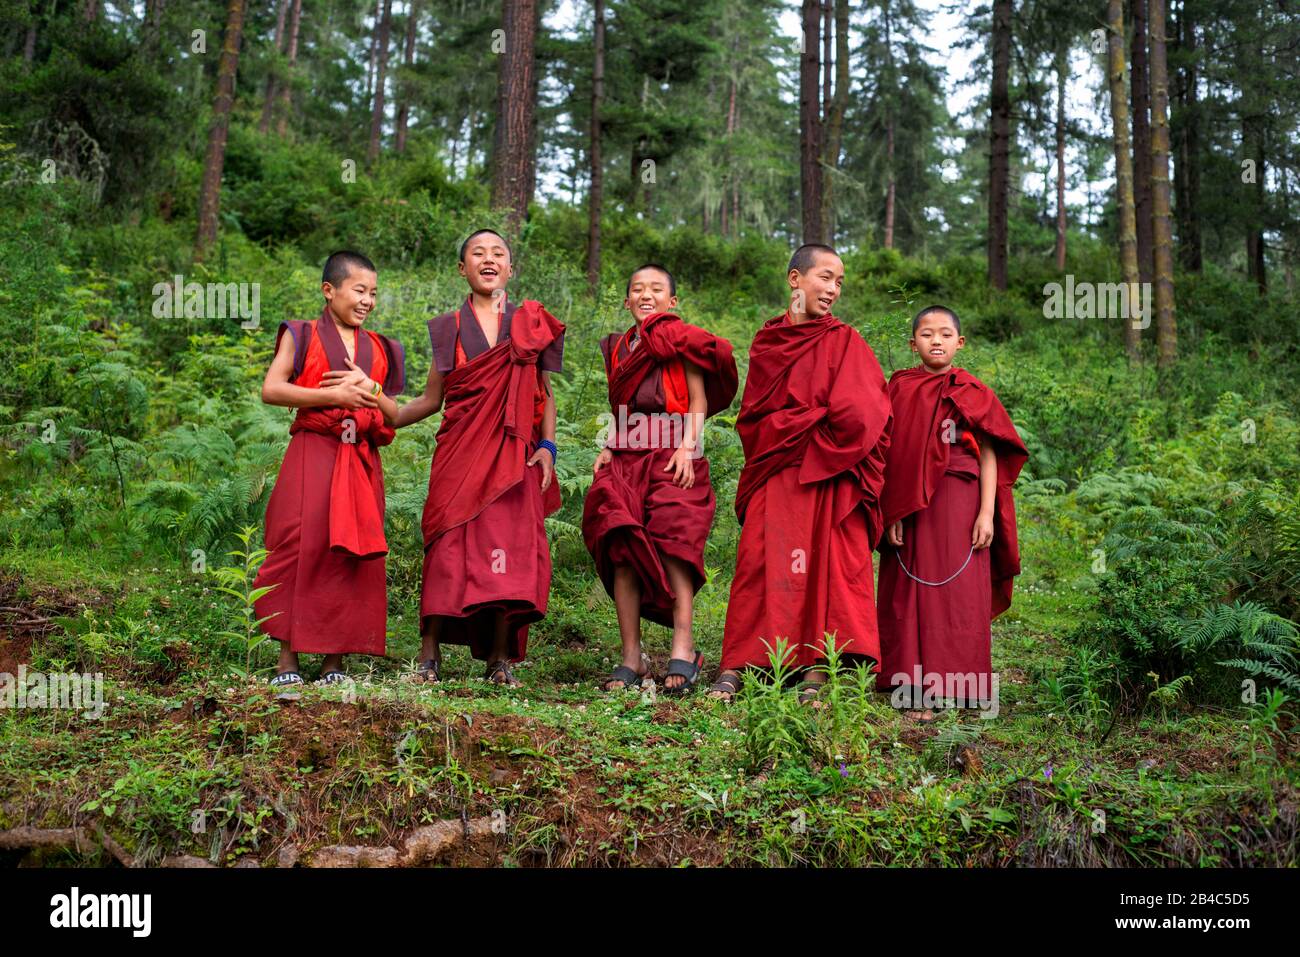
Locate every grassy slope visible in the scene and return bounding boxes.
[1,232,1297,866]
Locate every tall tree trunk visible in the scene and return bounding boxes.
[83,0,97,22]
[799,0,824,244]
[1131,0,1155,284]
[1148,0,1177,368]
[884,116,896,249]
[1107,0,1143,361]
[585,0,605,290]
[23,23,36,64]
[988,0,1012,289]
[1173,4,1202,271]
[275,0,302,138]
[821,0,831,122]
[1054,44,1067,271]
[366,0,381,101]
[491,0,538,234]
[368,0,394,165]
[258,0,289,134]
[821,0,850,241]
[523,0,542,213]
[195,0,247,260]
[1244,116,1267,294]
[818,0,830,238]
[395,0,419,153]
[882,0,897,249]
[722,69,736,236]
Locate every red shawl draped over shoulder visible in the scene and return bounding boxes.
[420,300,565,546]
[720,312,892,671]
[581,312,738,625]
[605,311,737,425]
[881,366,1028,617]
[734,313,891,543]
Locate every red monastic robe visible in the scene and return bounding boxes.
[581,312,738,625]
[419,298,565,662]
[875,365,1028,701]
[254,309,406,656]
[721,312,892,672]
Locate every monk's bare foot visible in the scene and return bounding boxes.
[905,709,937,724]
[319,654,345,677]
[276,647,300,677]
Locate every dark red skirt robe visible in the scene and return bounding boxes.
[875,366,1028,705]
[581,312,738,626]
[721,312,892,672]
[418,299,565,662]
[253,310,406,656]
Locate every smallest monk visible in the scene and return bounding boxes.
[582,264,738,694]
[876,305,1027,722]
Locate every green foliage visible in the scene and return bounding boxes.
[211,526,279,678]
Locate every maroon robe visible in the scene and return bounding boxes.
[581,312,738,626]
[721,312,892,672]
[875,365,1028,703]
[254,310,405,656]
[419,298,565,662]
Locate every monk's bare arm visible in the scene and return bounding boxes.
[540,371,557,442]
[261,331,367,410]
[526,371,557,492]
[395,364,445,427]
[973,433,998,549]
[375,389,399,427]
[683,361,706,450]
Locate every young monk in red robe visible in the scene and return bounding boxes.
[710,245,892,703]
[396,229,564,687]
[582,264,738,694]
[255,250,406,700]
[876,305,1028,721]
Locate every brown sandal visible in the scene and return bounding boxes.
[485,660,521,687]
[707,670,742,702]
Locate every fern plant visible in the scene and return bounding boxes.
[212,525,279,678]
[1179,600,1300,696]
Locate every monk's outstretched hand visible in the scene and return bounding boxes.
[971,511,994,550]
[886,521,904,547]
[528,447,555,491]
[665,446,695,489]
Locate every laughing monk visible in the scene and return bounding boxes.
[709,244,892,703]
[396,229,565,687]
[876,305,1027,721]
[582,264,738,695]
[255,250,406,699]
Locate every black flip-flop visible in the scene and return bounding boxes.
[601,664,645,691]
[318,671,349,686]
[662,651,705,696]
[269,671,304,702]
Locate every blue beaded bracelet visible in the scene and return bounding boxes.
[537,439,558,462]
